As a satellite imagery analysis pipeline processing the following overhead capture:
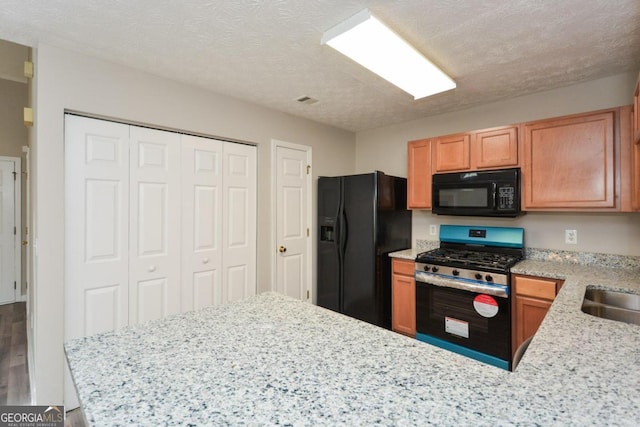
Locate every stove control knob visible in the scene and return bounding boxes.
[475,273,483,280]
[452,269,460,276]
[424,265,430,272]
[485,274,493,282]
[431,266,439,273]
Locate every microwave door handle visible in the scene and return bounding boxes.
[492,183,498,210]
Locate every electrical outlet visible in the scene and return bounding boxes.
[565,229,577,244]
[429,225,437,236]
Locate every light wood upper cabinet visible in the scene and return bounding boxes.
[632,73,640,210]
[473,126,519,169]
[619,106,635,212]
[432,126,519,173]
[407,138,432,209]
[523,111,615,209]
[433,133,470,172]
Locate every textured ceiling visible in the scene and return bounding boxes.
[1,0,639,132]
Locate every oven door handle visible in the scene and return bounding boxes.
[415,271,509,298]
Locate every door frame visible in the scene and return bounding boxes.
[0,156,21,304]
[270,139,312,301]
[21,146,29,303]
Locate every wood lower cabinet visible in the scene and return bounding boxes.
[633,72,640,144]
[407,139,432,209]
[633,73,640,209]
[512,274,564,354]
[522,110,615,209]
[634,137,640,210]
[392,259,416,337]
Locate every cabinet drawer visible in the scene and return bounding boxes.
[514,275,558,300]
[392,259,415,276]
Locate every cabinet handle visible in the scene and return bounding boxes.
[203,257,209,264]
[148,265,156,272]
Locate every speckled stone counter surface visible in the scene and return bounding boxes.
[508,258,640,426]
[67,256,640,426]
[66,293,509,426]
[389,239,438,260]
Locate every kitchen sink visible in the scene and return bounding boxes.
[581,288,640,326]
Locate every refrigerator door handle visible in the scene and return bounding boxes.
[336,198,346,313]
[339,208,348,255]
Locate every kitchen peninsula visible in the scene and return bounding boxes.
[66,262,640,426]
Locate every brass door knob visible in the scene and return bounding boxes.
[279,246,287,253]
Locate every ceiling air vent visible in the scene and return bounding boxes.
[296,96,319,105]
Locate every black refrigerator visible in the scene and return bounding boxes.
[317,171,412,329]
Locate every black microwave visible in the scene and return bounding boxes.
[432,168,522,217]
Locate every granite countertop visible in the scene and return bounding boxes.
[66,258,640,426]
[388,248,417,260]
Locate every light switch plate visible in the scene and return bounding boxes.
[429,225,437,236]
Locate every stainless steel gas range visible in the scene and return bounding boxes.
[415,225,524,370]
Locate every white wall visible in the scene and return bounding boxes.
[355,72,640,256]
[32,43,355,403]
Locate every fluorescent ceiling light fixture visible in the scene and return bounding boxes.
[322,9,456,100]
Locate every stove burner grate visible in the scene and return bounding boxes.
[416,247,522,272]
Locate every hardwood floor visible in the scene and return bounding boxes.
[0,302,29,405]
[0,302,86,426]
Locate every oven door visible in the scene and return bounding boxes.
[416,281,511,370]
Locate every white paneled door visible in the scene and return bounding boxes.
[64,116,130,339]
[222,143,257,302]
[66,115,257,327]
[274,142,311,301]
[129,126,182,324]
[181,135,223,312]
[65,114,257,408]
[0,159,18,305]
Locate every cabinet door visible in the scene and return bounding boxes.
[407,139,432,209]
[129,126,182,325]
[514,295,551,351]
[523,111,615,209]
[512,274,563,354]
[473,126,518,169]
[633,74,640,144]
[634,139,640,211]
[514,275,557,300]
[392,272,416,337]
[433,133,470,172]
[181,135,223,312]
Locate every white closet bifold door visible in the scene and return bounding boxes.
[64,115,130,339]
[129,126,181,324]
[180,135,223,312]
[66,115,258,330]
[222,143,257,302]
